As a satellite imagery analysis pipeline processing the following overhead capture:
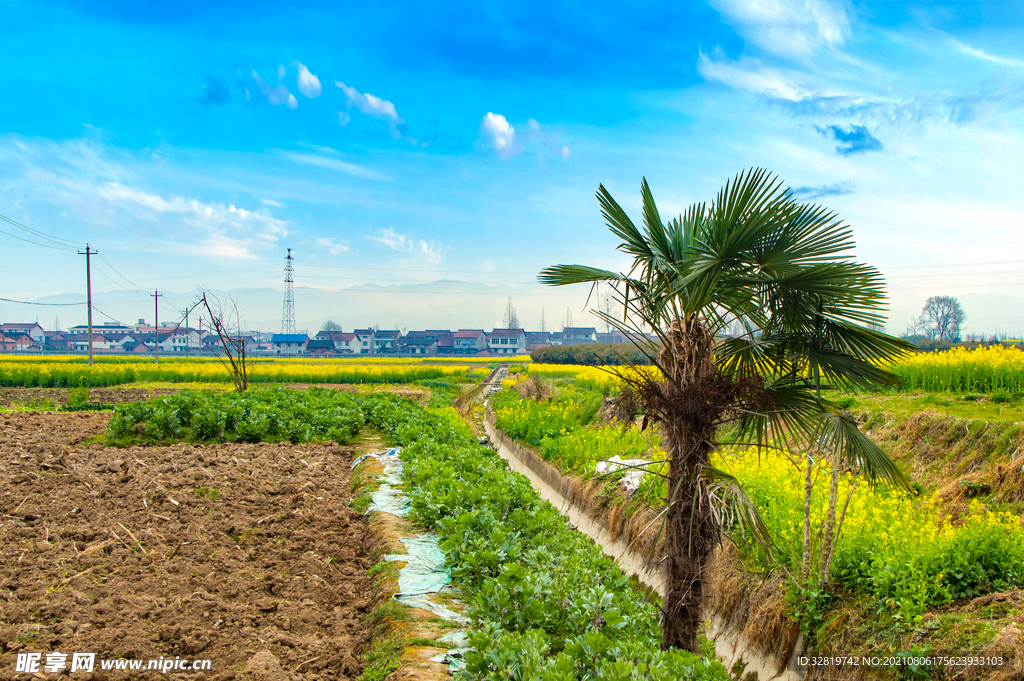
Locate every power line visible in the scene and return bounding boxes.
[93,264,149,296]
[97,253,147,291]
[0,211,82,249]
[91,305,131,327]
[0,296,85,306]
[0,224,76,251]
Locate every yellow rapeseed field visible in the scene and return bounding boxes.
[888,344,1024,392]
[0,356,493,387]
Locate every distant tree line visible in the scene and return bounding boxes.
[530,342,655,365]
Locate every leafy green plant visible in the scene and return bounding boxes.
[107,387,363,445]
[358,391,730,678]
[195,486,220,501]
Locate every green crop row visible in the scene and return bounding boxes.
[359,392,729,680]
[108,387,364,444]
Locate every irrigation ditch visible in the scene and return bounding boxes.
[477,383,809,681]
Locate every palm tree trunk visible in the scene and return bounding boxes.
[661,418,714,653]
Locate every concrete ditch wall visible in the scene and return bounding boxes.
[482,409,808,681]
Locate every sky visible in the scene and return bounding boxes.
[2,0,1024,335]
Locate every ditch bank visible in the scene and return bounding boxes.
[481,408,807,681]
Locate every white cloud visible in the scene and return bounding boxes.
[262,198,283,207]
[95,182,286,259]
[315,237,352,255]
[481,112,516,157]
[560,145,570,159]
[711,0,849,56]
[948,38,1024,68]
[335,81,401,122]
[283,152,392,182]
[252,69,298,109]
[366,226,442,264]
[697,51,814,100]
[295,62,322,98]
[337,111,351,126]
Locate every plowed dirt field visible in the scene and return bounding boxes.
[0,409,375,680]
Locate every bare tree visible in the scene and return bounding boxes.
[199,291,253,391]
[565,306,574,329]
[502,296,521,329]
[540,308,547,333]
[922,295,966,342]
[600,284,621,333]
[903,315,929,339]
[320,319,343,332]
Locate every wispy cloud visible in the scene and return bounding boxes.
[294,62,322,98]
[817,124,883,154]
[336,82,401,122]
[252,67,298,109]
[283,152,392,182]
[334,81,419,143]
[96,182,286,258]
[790,181,855,200]
[366,226,442,264]
[697,51,814,101]
[948,38,1024,68]
[711,0,849,56]
[315,237,351,255]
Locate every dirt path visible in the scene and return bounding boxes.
[0,411,375,680]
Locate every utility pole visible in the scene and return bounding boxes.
[152,290,162,364]
[78,245,96,367]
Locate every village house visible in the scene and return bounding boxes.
[453,329,486,354]
[270,334,308,354]
[487,328,527,354]
[561,327,598,345]
[305,339,338,354]
[596,330,628,344]
[374,330,402,352]
[1,323,45,343]
[1,332,38,351]
[316,331,359,353]
[352,329,376,354]
[402,336,438,355]
[42,330,71,350]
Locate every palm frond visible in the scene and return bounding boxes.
[703,465,780,559]
[537,264,622,287]
[813,411,913,492]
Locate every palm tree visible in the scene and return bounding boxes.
[539,168,913,653]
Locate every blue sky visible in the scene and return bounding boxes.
[2,1,1024,333]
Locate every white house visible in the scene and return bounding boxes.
[487,329,527,355]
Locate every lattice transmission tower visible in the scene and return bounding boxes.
[281,248,296,335]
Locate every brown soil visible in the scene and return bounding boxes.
[0,388,188,408]
[0,410,375,680]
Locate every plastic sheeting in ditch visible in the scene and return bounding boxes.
[354,448,470,674]
[351,448,410,516]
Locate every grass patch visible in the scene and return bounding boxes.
[358,600,411,681]
[406,636,437,647]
